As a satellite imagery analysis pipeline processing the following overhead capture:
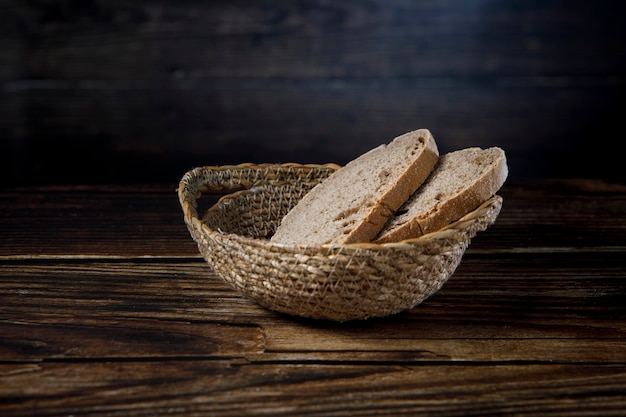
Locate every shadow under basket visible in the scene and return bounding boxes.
[178,163,503,321]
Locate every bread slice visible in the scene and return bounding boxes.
[270,129,439,245]
[374,147,508,243]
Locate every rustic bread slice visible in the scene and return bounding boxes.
[374,147,508,243]
[270,129,439,245]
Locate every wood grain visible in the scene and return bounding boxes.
[1,253,624,363]
[3,80,621,182]
[0,180,625,415]
[1,179,624,258]
[1,362,625,416]
[2,1,626,186]
[10,1,626,78]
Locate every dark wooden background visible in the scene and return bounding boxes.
[2,0,626,187]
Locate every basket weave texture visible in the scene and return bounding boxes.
[178,163,502,321]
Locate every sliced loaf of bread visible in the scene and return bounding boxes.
[374,147,508,243]
[270,129,439,245]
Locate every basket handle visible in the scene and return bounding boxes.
[178,163,339,229]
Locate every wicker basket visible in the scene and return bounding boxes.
[178,163,503,321]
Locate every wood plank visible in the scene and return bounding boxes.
[489,180,626,252]
[4,1,626,185]
[1,252,623,363]
[11,1,626,78]
[0,186,206,258]
[3,81,624,185]
[1,253,622,329]
[0,180,623,415]
[261,252,626,362]
[2,180,625,258]
[0,260,266,361]
[0,4,20,81]
[0,320,263,361]
[1,362,625,416]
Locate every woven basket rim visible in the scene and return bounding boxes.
[179,162,502,251]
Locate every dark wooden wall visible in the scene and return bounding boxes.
[2,0,625,186]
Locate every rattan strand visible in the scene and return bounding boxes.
[178,163,502,321]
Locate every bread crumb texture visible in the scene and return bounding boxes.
[375,146,507,243]
[270,129,439,245]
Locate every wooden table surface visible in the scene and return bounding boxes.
[1,178,625,416]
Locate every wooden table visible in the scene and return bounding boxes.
[1,178,625,416]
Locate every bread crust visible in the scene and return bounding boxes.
[270,129,439,245]
[374,147,508,243]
